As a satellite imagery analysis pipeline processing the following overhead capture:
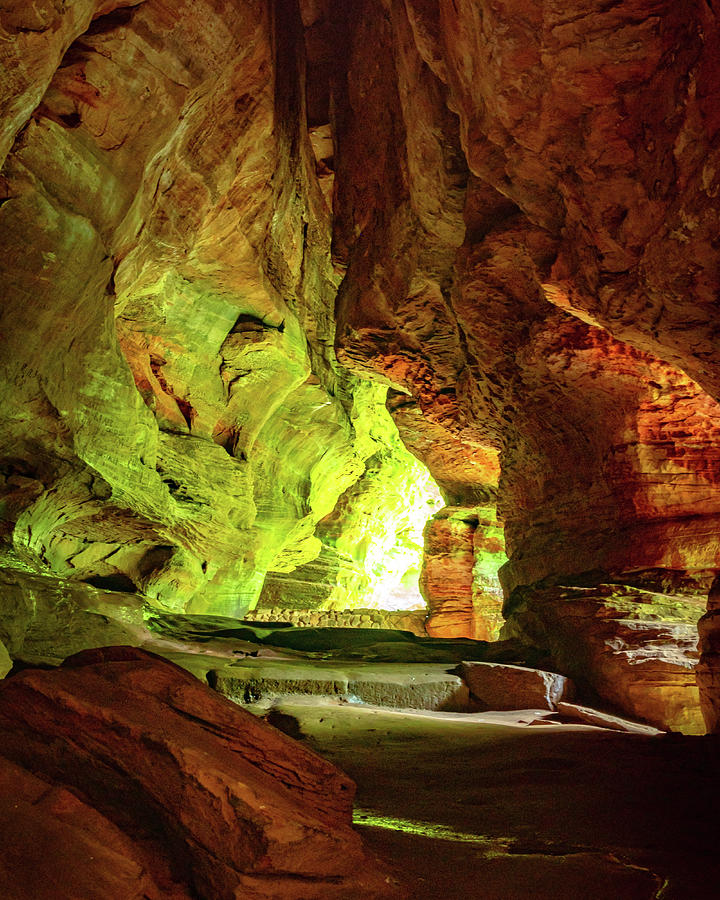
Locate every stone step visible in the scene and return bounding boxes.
[210,658,470,712]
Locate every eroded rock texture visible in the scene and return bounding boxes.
[325,0,720,727]
[2,0,720,730]
[420,505,505,640]
[0,0,429,618]
[503,579,707,732]
[0,647,399,899]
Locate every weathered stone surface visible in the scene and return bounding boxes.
[503,581,706,734]
[421,506,505,640]
[555,702,663,736]
[0,0,438,621]
[0,754,176,900]
[0,647,401,899]
[387,393,501,508]
[460,661,573,712]
[0,561,148,666]
[213,657,469,711]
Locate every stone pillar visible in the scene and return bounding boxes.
[421,506,505,641]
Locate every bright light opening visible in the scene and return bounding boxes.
[323,399,445,612]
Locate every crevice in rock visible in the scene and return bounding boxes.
[86,6,139,37]
[82,573,138,593]
[229,314,285,335]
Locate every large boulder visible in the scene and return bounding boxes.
[502,580,706,734]
[460,661,573,712]
[0,646,401,899]
[0,755,175,900]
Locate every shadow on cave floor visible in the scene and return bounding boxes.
[260,698,719,900]
[143,612,718,898]
[17,592,713,900]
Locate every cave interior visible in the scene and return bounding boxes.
[1,1,720,898]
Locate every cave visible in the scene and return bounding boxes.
[1,1,719,898]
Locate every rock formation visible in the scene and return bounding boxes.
[0,0,436,619]
[420,505,505,640]
[503,578,707,733]
[326,0,720,729]
[2,0,720,732]
[0,646,399,898]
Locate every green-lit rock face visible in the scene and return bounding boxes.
[310,382,445,612]
[0,2,447,619]
[259,380,445,613]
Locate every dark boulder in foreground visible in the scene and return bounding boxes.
[0,646,402,900]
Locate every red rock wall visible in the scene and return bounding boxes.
[421,506,505,640]
[331,0,720,590]
[325,1,720,727]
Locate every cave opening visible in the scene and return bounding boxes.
[251,382,511,639]
[251,398,444,628]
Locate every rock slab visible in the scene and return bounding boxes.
[556,702,663,736]
[503,581,706,734]
[213,658,470,712]
[460,661,573,711]
[0,646,401,899]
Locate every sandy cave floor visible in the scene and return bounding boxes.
[249,699,720,900]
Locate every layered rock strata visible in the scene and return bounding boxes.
[3,0,720,729]
[0,646,400,899]
[326,1,720,725]
[503,580,706,733]
[333,1,720,589]
[0,0,432,619]
[420,506,505,640]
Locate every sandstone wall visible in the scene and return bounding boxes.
[3,1,720,727]
[325,0,720,727]
[0,0,431,618]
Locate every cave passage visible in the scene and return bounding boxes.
[1,0,720,898]
[255,408,447,627]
